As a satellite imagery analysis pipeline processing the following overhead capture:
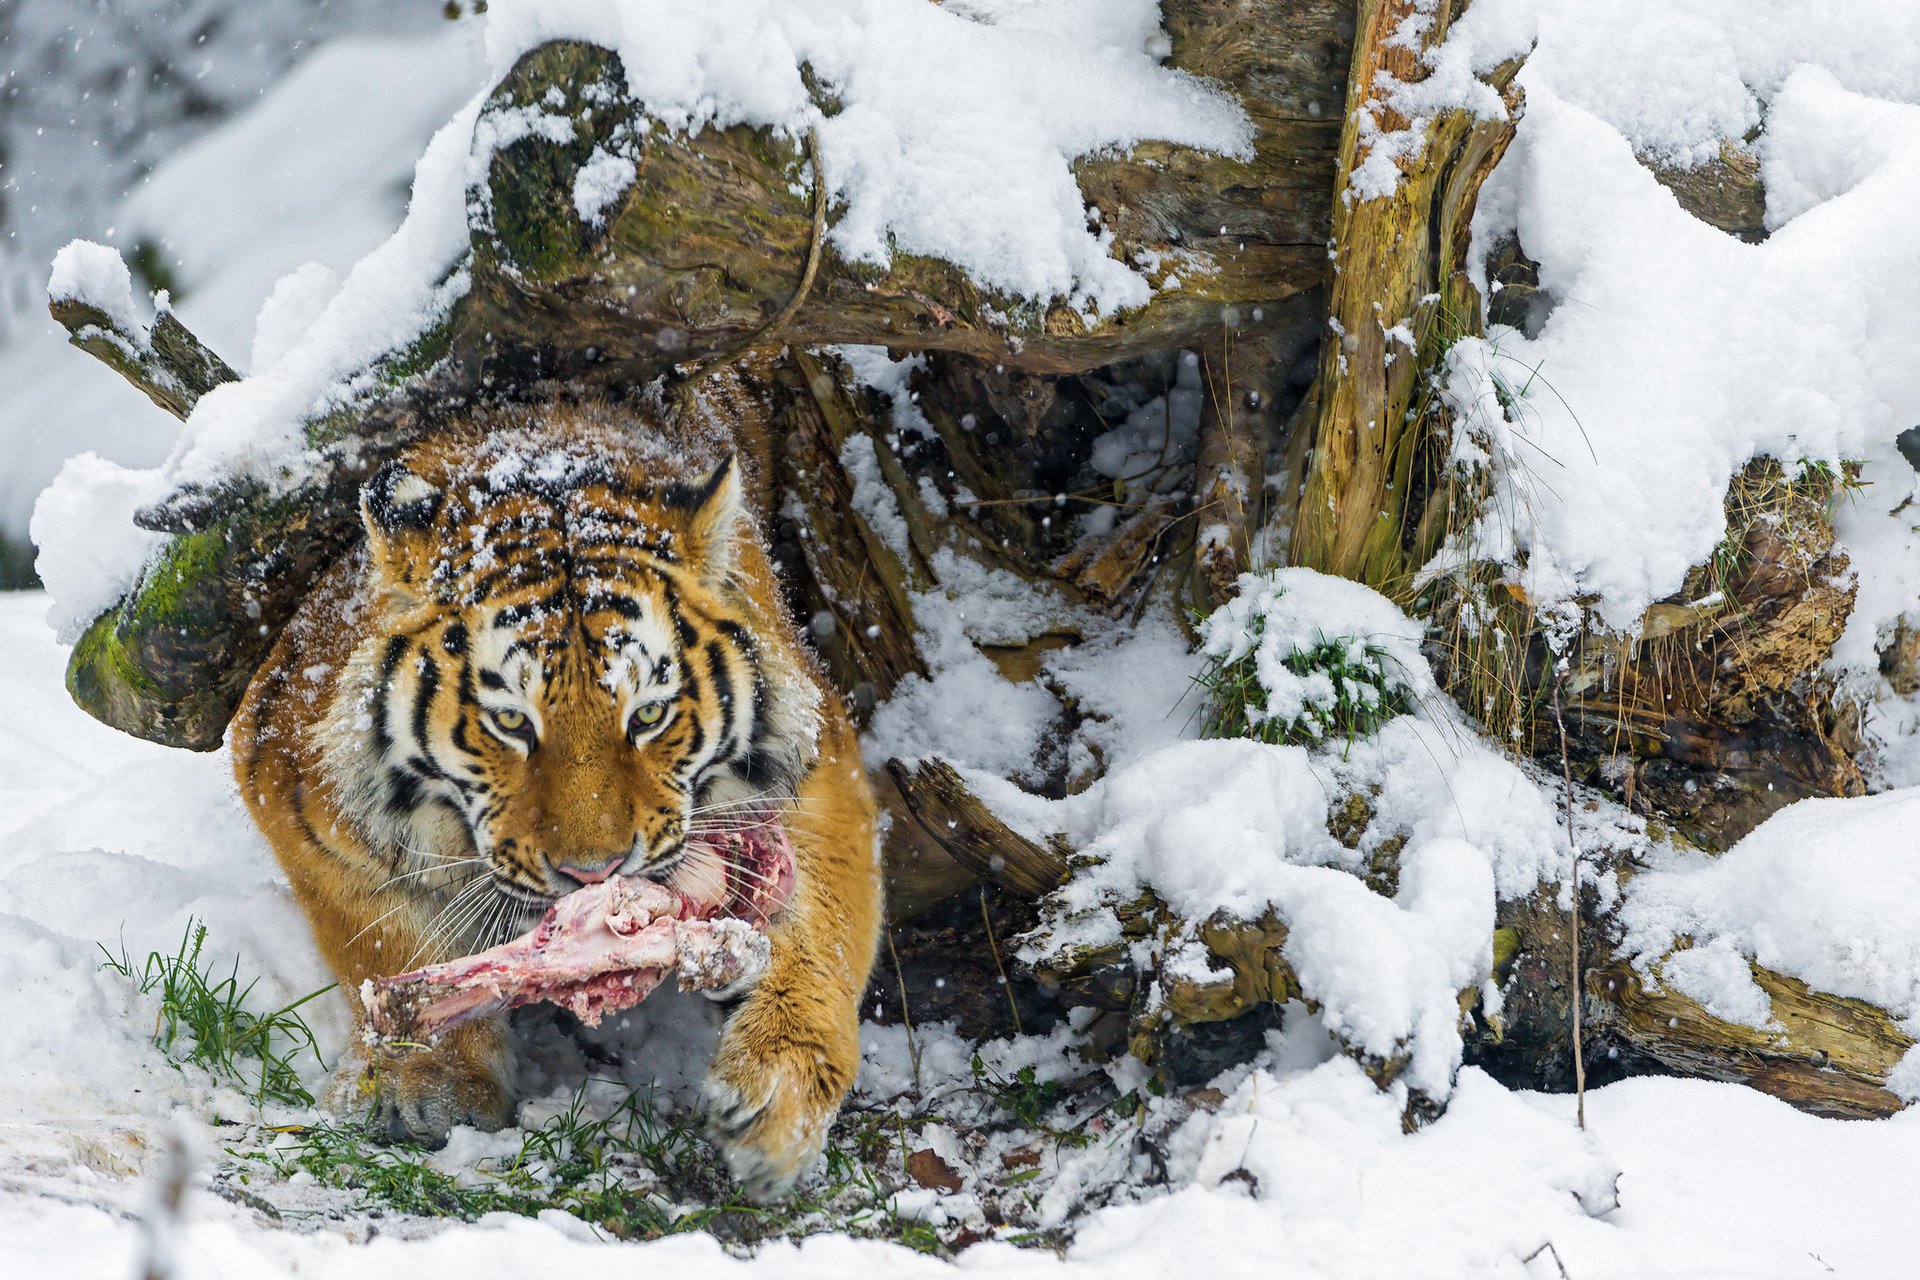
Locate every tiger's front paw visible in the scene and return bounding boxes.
[337,1020,513,1149]
[700,998,858,1202]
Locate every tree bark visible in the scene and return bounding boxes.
[1288,0,1523,589]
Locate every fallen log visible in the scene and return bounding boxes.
[57,1,1353,749]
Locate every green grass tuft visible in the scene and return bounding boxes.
[231,1084,954,1247]
[99,919,332,1109]
[1194,615,1411,750]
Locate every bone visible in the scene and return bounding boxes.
[362,824,793,1045]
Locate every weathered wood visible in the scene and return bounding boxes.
[887,758,1070,899]
[49,295,237,422]
[1188,339,1287,607]
[1651,143,1767,243]
[1290,0,1523,587]
[1482,884,1912,1120]
[769,354,929,708]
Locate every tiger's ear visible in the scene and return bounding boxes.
[360,461,444,608]
[675,454,744,591]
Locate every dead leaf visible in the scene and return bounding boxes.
[1000,1144,1042,1169]
[907,1147,964,1192]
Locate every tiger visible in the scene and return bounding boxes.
[231,398,881,1200]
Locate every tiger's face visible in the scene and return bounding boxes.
[325,430,817,918]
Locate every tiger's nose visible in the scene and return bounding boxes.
[553,853,626,886]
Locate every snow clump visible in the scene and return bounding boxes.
[1197,568,1435,746]
[46,241,149,343]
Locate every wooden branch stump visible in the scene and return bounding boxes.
[49,296,238,422]
[887,758,1070,898]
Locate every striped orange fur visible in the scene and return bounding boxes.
[232,402,880,1199]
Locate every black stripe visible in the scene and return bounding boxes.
[664,595,699,649]
[411,653,440,759]
[490,595,568,629]
[575,588,643,620]
[371,636,409,754]
[705,639,739,758]
[384,768,424,817]
[679,681,707,762]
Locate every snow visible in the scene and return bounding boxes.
[26,453,168,641]
[250,263,345,377]
[3,20,486,606]
[1617,788,1920,1035]
[1023,708,1585,1106]
[1444,0,1920,654]
[46,239,147,340]
[571,147,639,229]
[481,0,1251,315]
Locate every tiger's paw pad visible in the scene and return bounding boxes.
[365,1079,510,1149]
[700,1056,840,1202]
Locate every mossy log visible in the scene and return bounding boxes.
[59,2,1351,749]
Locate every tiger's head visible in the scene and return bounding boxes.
[322,421,819,917]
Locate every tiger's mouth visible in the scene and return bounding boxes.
[661,818,797,925]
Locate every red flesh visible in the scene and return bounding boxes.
[363,822,796,1044]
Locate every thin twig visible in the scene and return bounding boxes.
[753,125,827,341]
[885,927,922,1090]
[1552,679,1587,1129]
[979,888,1022,1036]
[683,124,826,384]
[1523,1241,1573,1280]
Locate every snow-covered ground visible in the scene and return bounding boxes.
[2,587,1918,1278]
[10,0,1920,1275]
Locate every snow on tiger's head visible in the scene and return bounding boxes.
[323,410,820,909]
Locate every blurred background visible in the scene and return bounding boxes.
[0,0,488,588]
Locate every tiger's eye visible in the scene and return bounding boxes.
[629,702,666,734]
[493,709,528,731]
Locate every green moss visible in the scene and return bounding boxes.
[1491,926,1521,982]
[477,42,633,283]
[123,526,228,630]
[67,606,151,714]
[66,526,229,724]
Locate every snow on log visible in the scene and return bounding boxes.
[48,241,238,422]
[54,1,1352,749]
